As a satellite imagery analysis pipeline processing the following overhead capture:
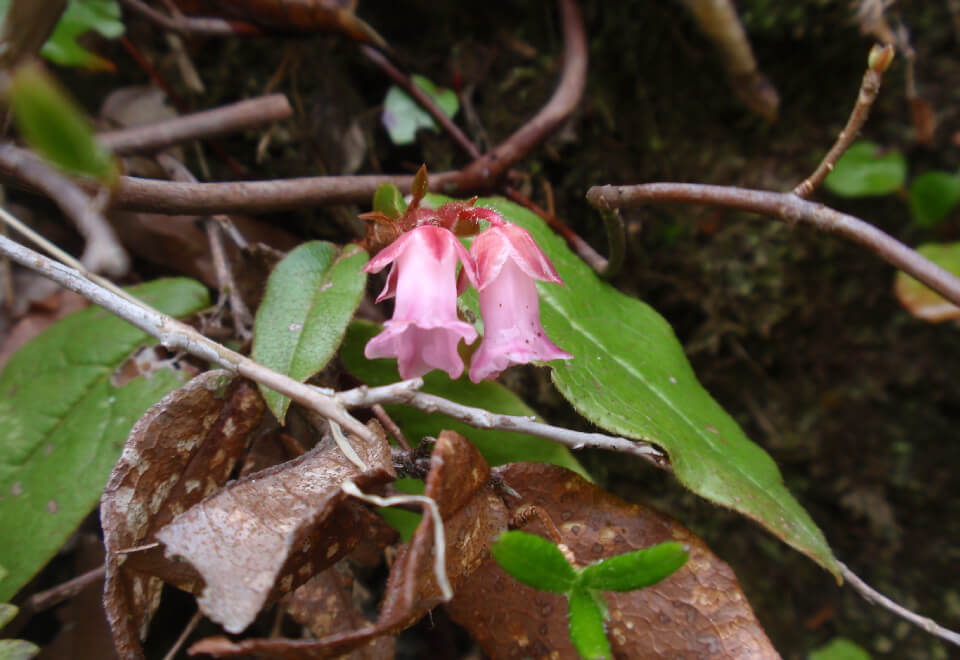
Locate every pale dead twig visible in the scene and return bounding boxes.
[340,480,452,601]
[0,144,129,276]
[329,379,668,467]
[839,561,960,648]
[0,232,374,443]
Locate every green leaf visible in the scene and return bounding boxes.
[340,320,588,477]
[252,242,367,422]
[823,141,906,197]
[453,197,838,577]
[44,0,123,70]
[809,638,871,660]
[578,541,688,592]
[381,74,459,145]
[492,531,576,593]
[0,602,15,629]
[894,241,960,322]
[9,65,117,182]
[0,639,40,660]
[0,278,209,602]
[567,585,611,660]
[376,477,424,541]
[908,171,960,227]
[372,183,407,219]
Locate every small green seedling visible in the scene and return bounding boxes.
[491,530,689,660]
[381,74,459,145]
[823,141,906,198]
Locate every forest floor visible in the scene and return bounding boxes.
[8,1,960,658]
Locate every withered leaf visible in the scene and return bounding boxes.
[101,371,265,659]
[283,555,396,660]
[447,463,781,659]
[156,421,394,634]
[190,430,509,659]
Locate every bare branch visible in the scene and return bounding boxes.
[586,182,960,309]
[0,144,129,276]
[332,379,669,467]
[839,561,960,648]
[23,565,105,615]
[455,0,588,189]
[0,232,374,444]
[794,44,894,199]
[99,94,293,156]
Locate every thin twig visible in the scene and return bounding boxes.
[0,232,375,444]
[793,44,894,199]
[0,204,142,309]
[119,0,259,36]
[372,403,411,451]
[0,144,129,276]
[839,561,960,648]
[586,182,960,309]
[157,154,254,338]
[361,45,481,161]
[162,609,203,660]
[340,480,452,601]
[99,94,293,156]
[24,565,106,614]
[331,379,668,467]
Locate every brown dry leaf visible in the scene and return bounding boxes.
[101,371,265,659]
[190,430,510,659]
[447,463,781,659]
[283,554,396,660]
[155,421,395,634]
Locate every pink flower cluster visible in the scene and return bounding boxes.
[363,204,571,383]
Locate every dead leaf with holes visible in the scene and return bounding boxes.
[154,419,394,635]
[100,370,265,659]
[446,463,782,659]
[190,429,509,659]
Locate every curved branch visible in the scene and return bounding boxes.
[586,182,960,308]
[455,0,587,189]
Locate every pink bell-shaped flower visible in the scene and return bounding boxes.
[465,222,572,383]
[363,225,479,379]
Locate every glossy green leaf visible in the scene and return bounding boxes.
[492,531,577,593]
[894,241,960,322]
[252,242,367,422]
[0,639,39,660]
[41,0,124,69]
[908,171,960,227]
[0,278,209,602]
[372,183,407,219]
[9,65,117,182]
[340,320,588,476]
[381,74,459,145]
[823,141,906,197]
[452,197,838,577]
[809,638,871,660]
[376,477,424,541]
[578,541,688,592]
[567,585,611,660]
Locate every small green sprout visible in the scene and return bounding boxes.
[491,530,689,660]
